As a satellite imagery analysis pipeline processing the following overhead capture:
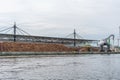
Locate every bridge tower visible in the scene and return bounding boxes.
[74,29,76,47]
[13,22,17,42]
[66,29,83,47]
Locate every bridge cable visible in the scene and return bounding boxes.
[16,27,30,35]
[0,27,13,32]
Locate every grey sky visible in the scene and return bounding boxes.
[0,0,120,40]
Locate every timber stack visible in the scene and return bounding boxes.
[0,42,99,52]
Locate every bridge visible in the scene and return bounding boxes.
[0,23,98,46]
[0,33,97,44]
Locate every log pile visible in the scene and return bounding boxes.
[79,47,99,52]
[0,42,76,52]
[91,47,99,52]
[0,42,99,52]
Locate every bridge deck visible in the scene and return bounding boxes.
[0,34,98,44]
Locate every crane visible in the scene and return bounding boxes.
[99,34,114,52]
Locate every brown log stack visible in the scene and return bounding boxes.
[0,42,75,52]
[0,42,99,52]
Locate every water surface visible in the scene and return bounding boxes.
[0,54,120,80]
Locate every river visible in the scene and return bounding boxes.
[0,54,120,80]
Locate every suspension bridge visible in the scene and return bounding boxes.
[0,23,98,47]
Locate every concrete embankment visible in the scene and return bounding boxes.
[0,52,120,56]
[0,52,76,56]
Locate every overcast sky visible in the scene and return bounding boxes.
[0,0,120,40]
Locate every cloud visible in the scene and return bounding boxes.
[0,0,119,40]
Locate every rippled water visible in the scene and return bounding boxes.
[0,54,120,80]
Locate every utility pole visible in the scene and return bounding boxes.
[74,29,76,47]
[13,22,16,42]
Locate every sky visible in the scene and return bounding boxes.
[0,0,120,40]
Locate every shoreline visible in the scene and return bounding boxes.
[0,52,120,56]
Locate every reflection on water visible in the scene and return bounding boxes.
[0,54,120,80]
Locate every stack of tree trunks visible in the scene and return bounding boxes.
[0,42,77,52]
[79,47,99,52]
[0,42,99,52]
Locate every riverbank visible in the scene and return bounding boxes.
[0,52,120,56]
